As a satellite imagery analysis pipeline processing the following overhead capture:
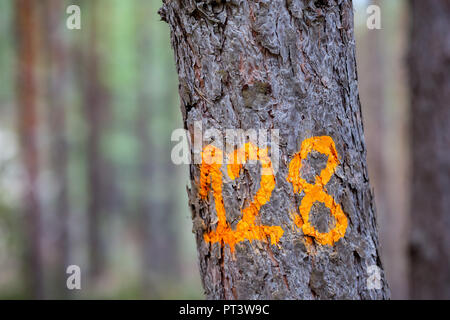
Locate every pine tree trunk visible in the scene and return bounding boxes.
[136,2,177,295]
[160,0,389,299]
[42,0,70,297]
[409,0,450,300]
[356,1,409,299]
[15,0,44,299]
[83,1,108,280]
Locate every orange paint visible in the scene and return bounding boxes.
[294,214,304,228]
[287,136,348,246]
[200,142,284,252]
[199,145,226,226]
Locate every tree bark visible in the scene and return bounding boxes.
[409,0,450,300]
[161,0,389,299]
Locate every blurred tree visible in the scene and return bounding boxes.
[356,0,409,299]
[135,2,159,293]
[3,0,202,299]
[15,0,43,299]
[41,0,71,297]
[82,0,111,281]
[161,0,389,299]
[409,0,450,299]
[136,1,180,296]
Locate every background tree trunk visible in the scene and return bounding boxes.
[409,0,450,300]
[161,0,389,299]
[356,0,409,299]
[136,1,180,296]
[42,0,70,297]
[82,1,109,281]
[15,0,44,299]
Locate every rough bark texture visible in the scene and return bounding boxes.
[161,0,389,299]
[409,0,450,300]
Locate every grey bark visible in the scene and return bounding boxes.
[160,0,389,299]
[409,0,450,300]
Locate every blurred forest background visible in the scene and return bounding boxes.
[0,0,441,299]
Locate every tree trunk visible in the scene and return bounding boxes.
[136,2,168,295]
[160,0,389,299]
[83,1,108,280]
[356,0,409,299]
[409,0,450,300]
[137,2,182,296]
[42,0,70,297]
[15,0,44,299]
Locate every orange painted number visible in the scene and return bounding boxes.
[287,136,348,245]
[199,136,348,251]
[200,142,284,252]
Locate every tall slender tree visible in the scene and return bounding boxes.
[135,13,159,292]
[136,1,180,295]
[356,0,409,299]
[15,0,43,299]
[41,0,70,297]
[409,0,450,299]
[82,1,109,280]
[161,0,389,299]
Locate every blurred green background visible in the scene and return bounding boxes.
[0,0,409,299]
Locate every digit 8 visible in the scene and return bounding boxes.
[287,136,348,246]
